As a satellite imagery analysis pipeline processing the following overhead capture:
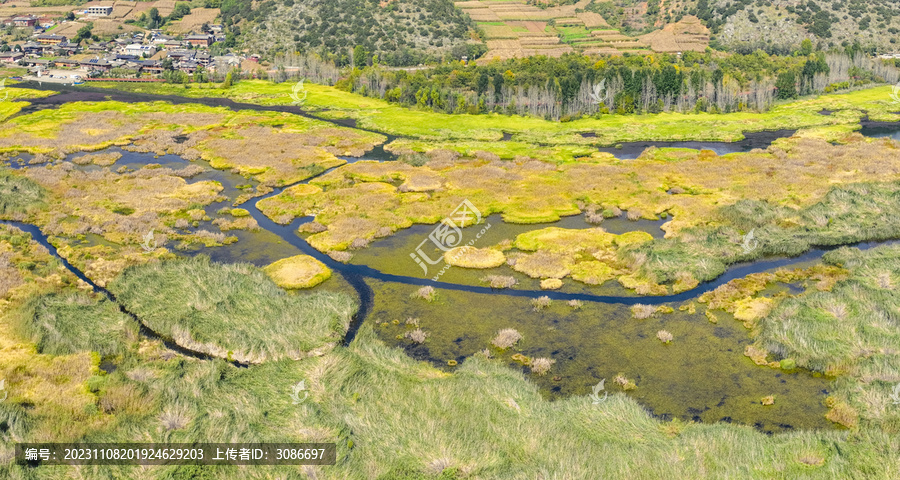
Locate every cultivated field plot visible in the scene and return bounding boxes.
[123,0,159,21]
[461,0,664,60]
[48,21,88,39]
[152,0,177,17]
[0,2,73,17]
[90,18,143,35]
[110,1,136,19]
[639,16,711,53]
[168,7,219,34]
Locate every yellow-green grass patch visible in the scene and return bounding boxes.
[263,254,332,289]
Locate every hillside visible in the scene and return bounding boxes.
[674,0,900,53]
[234,0,483,66]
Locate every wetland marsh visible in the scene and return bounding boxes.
[2,81,900,478]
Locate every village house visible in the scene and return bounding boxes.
[185,34,214,47]
[55,58,80,69]
[167,49,195,60]
[140,60,164,75]
[21,42,45,56]
[195,51,210,65]
[163,39,184,49]
[24,58,54,69]
[0,51,24,63]
[35,34,67,45]
[152,34,173,45]
[88,42,110,53]
[124,43,157,57]
[12,15,38,27]
[175,59,199,74]
[51,42,78,56]
[209,54,241,73]
[80,57,112,73]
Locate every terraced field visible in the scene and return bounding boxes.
[460,0,708,60]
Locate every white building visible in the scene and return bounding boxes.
[124,44,157,57]
[85,6,113,16]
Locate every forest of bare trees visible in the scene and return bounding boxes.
[269,51,900,120]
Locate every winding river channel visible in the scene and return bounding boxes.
[5,84,900,432]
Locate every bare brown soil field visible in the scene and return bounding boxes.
[110,3,135,20]
[90,18,143,35]
[168,8,219,34]
[509,20,547,35]
[577,12,609,28]
[49,21,88,38]
[481,24,519,39]
[153,0,176,18]
[639,15,710,52]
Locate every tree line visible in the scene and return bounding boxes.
[270,47,900,120]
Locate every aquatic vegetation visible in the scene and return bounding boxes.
[0,170,45,218]
[108,256,356,363]
[531,296,552,311]
[570,261,617,286]
[511,353,532,365]
[349,238,370,249]
[481,274,517,289]
[745,345,772,366]
[328,250,353,263]
[405,328,428,344]
[10,82,900,478]
[512,251,573,279]
[491,328,523,349]
[71,151,122,166]
[299,221,328,234]
[657,330,674,344]
[99,80,900,147]
[825,401,859,428]
[0,99,385,187]
[212,215,261,232]
[631,304,656,319]
[411,285,436,302]
[540,278,563,290]
[10,291,137,357]
[530,357,556,376]
[8,161,228,285]
[261,136,900,292]
[444,246,506,269]
[614,374,637,391]
[263,254,332,289]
